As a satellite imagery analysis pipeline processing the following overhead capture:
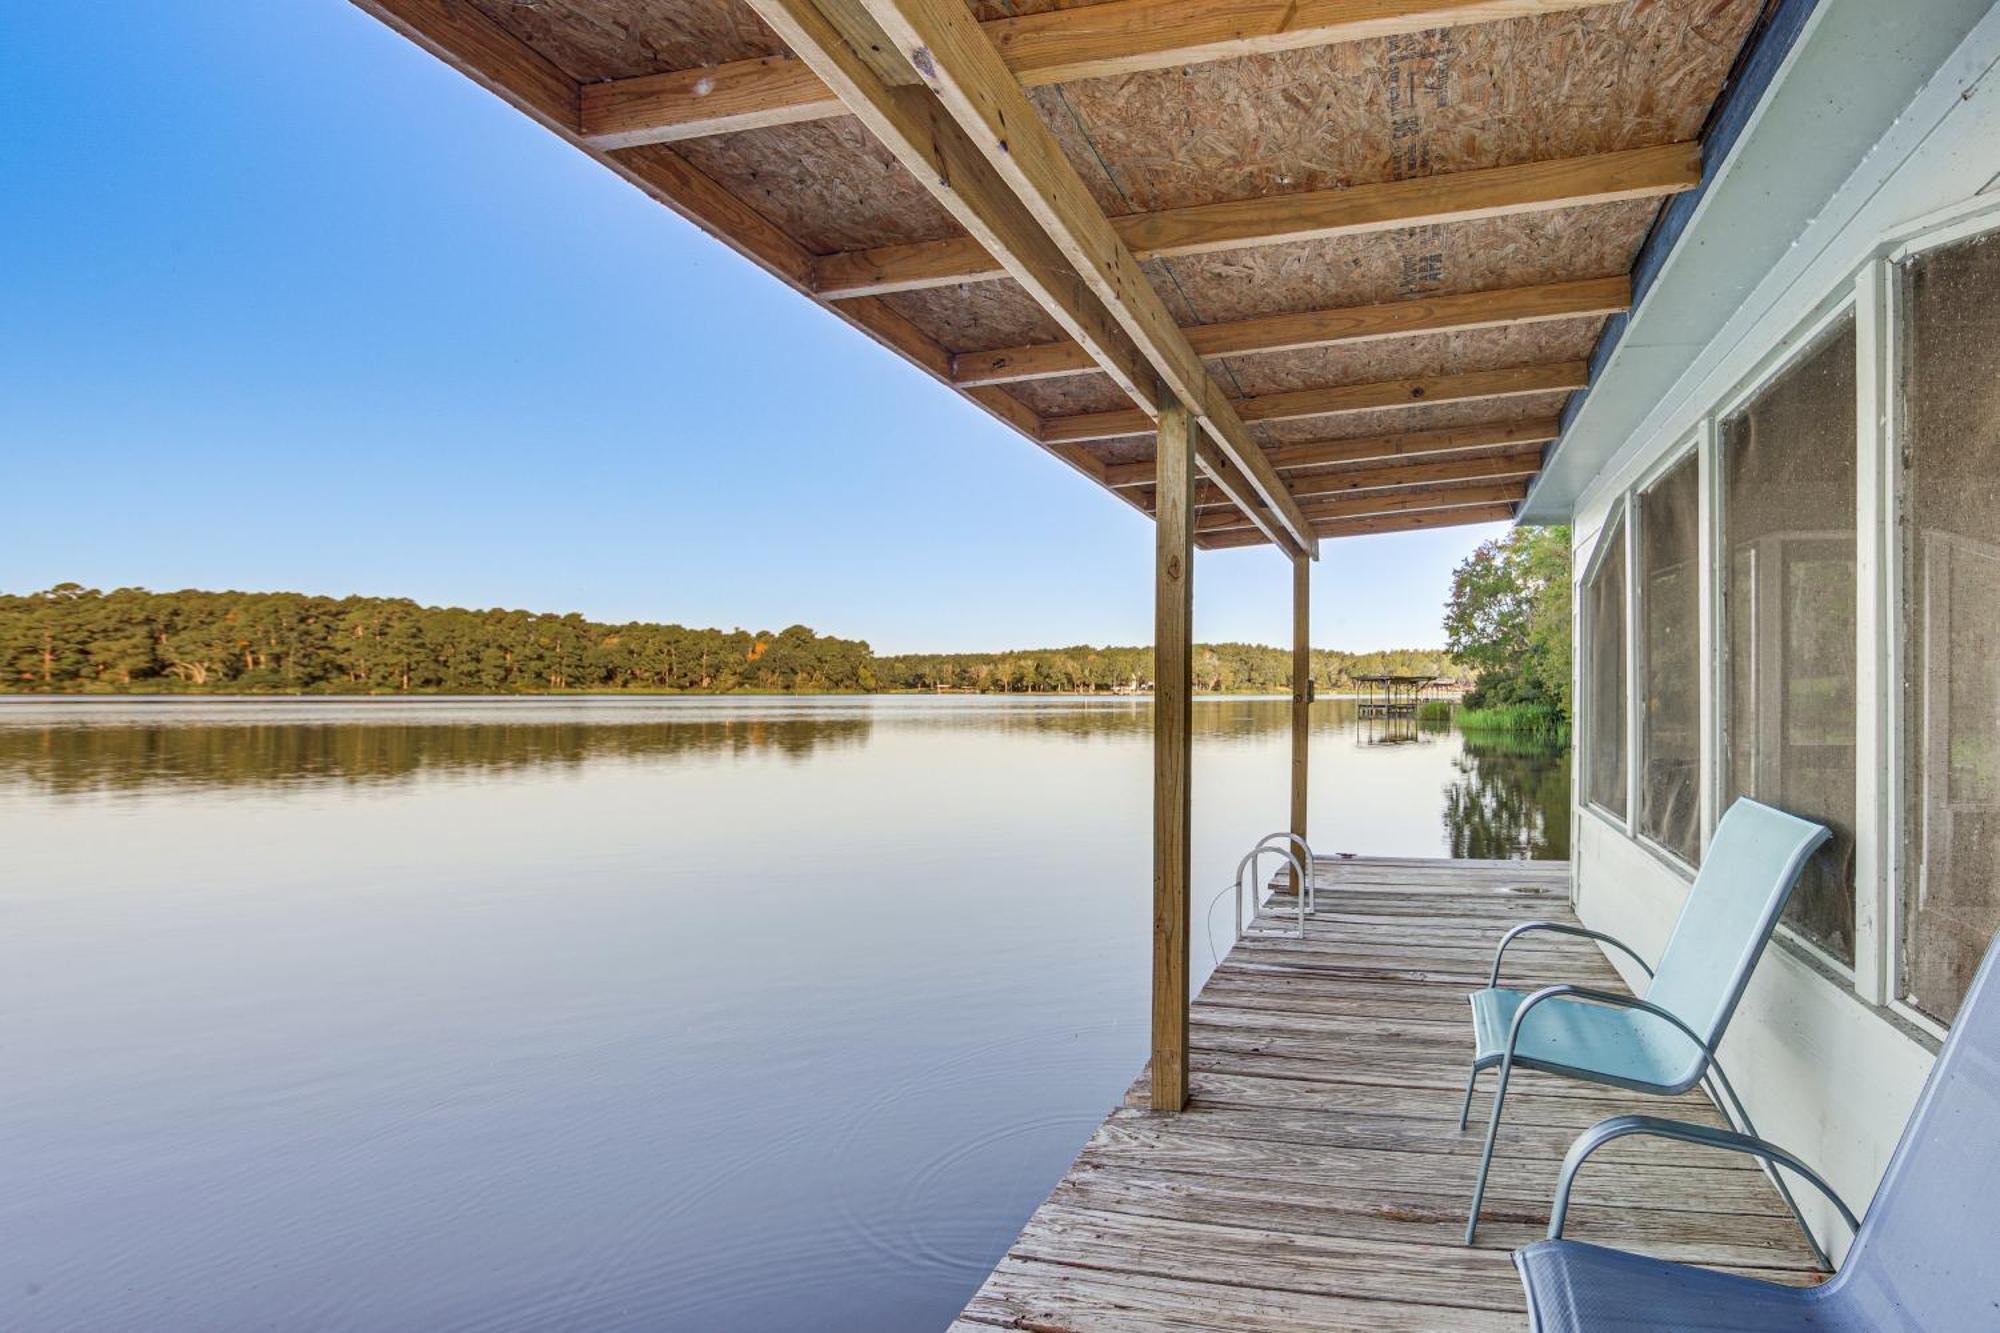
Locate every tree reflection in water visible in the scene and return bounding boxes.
[1441,727,1572,860]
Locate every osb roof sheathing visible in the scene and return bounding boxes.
[375,0,1773,546]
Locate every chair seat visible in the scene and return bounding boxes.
[1470,987,1703,1092]
[1515,1241,1861,1332]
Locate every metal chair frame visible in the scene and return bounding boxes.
[1462,972,1832,1268]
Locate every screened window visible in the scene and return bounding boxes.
[1639,455,1702,865]
[1585,517,1627,817]
[1721,317,1857,963]
[1900,230,2000,1024]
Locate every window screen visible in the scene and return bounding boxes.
[1585,518,1627,816]
[1639,455,1702,865]
[1721,317,1857,963]
[1900,229,2000,1024]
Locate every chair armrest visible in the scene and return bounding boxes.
[1549,1113,1861,1242]
[1488,922,1654,989]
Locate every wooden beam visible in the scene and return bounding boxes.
[1290,555,1310,850]
[579,0,1621,148]
[953,276,1627,387]
[1276,451,1544,501]
[581,57,846,149]
[860,0,1318,555]
[1201,501,1518,549]
[815,145,1699,298]
[739,0,1166,417]
[1045,363,1587,444]
[1106,417,1559,487]
[1265,418,1559,476]
[1151,400,1195,1114]
[1176,447,1543,510]
[1198,477,1531,532]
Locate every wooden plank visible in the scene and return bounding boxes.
[959,858,1822,1328]
[577,0,1621,148]
[1202,502,1516,548]
[1108,418,1558,488]
[860,0,1318,554]
[1153,401,1195,1112]
[1127,143,1699,260]
[1275,451,1545,500]
[954,277,1630,386]
[580,56,845,149]
[1183,448,1543,512]
[1262,419,1560,477]
[1290,555,1310,845]
[816,147,1699,297]
[1048,363,1587,444]
[964,1257,1525,1333]
[1200,479,1529,533]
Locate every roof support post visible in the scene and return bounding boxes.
[1291,554,1311,850]
[1151,398,1194,1114]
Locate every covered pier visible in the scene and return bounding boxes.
[343,0,1844,1326]
[953,856,1822,1331]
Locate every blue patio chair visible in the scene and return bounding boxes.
[1514,925,2000,1331]
[1460,798,1831,1251]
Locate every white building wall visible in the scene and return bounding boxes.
[1563,5,2000,1258]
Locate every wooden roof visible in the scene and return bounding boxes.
[356,0,1769,556]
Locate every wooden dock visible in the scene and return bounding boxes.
[953,857,1823,1331]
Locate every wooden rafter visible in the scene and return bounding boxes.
[952,277,1628,387]
[1258,449,1545,503]
[1105,418,1559,487]
[578,0,1622,148]
[1200,501,1519,549]
[1045,363,1587,444]
[1196,478,1531,533]
[813,145,1698,298]
[854,0,1322,555]
[1180,447,1543,510]
[733,0,1305,552]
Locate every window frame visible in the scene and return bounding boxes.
[1630,436,1703,877]
[1578,193,2000,1036]
[1709,297,1862,980]
[1579,500,1633,830]
[1878,207,2000,1038]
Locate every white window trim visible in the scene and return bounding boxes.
[1877,203,2000,1038]
[1708,297,1862,980]
[1579,501,1632,830]
[1574,110,2000,1037]
[1631,439,1701,878]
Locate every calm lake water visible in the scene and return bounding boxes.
[0,696,1566,1332]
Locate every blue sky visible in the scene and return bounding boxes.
[1,2,1507,654]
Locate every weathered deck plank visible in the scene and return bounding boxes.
[956,856,1823,1330]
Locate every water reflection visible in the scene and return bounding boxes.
[1445,729,1573,860]
[0,696,1566,1332]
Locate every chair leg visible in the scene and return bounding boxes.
[1457,1062,1481,1131]
[1465,1058,1514,1245]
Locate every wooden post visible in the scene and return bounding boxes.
[1290,553,1310,847]
[1151,397,1195,1114]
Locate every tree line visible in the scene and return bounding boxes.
[1,585,1459,696]
[874,644,1459,694]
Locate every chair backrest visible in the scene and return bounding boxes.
[1833,929,2000,1327]
[1644,799,1831,1049]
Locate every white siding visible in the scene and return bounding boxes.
[1565,7,2000,1259]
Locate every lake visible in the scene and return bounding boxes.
[0,696,1566,1332]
